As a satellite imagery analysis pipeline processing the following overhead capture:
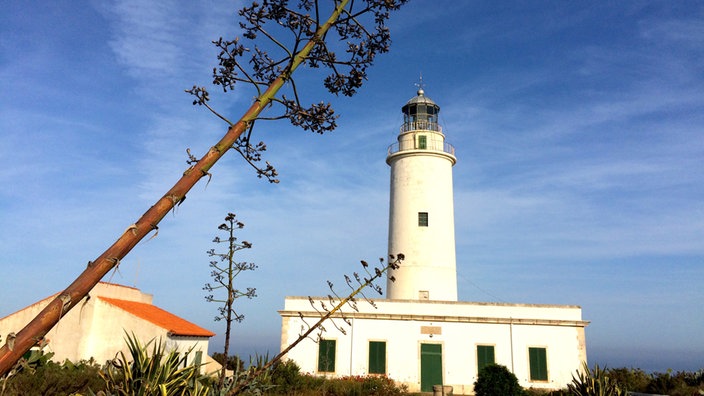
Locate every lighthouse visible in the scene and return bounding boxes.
[280,87,588,393]
[386,88,458,301]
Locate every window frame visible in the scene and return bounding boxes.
[318,339,337,373]
[418,134,427,149]
[476,344,495,373]
[418,212,429,227]
[528,347,548,381]
[368,341,387,375]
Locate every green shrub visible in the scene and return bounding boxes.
[212,352,247,373]
[647,371,676,395]
[291,373,326,393]
[646,369,704,396]
[267,359,302,392]
[316,375,399,396]
[260,373,407,396]
[603,367,650,393]
[358,375,407,396]
[682,369,704,387]
[0,358,105,396]
[474,364,523,396]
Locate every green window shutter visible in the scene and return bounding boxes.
[318,339,336,372]
[477,345,495,372]
[418,135,427,149]
[369,341,386,374]
[418,212,429,227]
[529,347,548,381]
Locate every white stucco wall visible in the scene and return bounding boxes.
[280,297,587,394]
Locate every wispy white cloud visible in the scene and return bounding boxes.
[98,0,238,81]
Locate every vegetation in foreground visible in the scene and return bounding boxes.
[3,347,703,396]
[523,363,704,396]
[0,339,407,396]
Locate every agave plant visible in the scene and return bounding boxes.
[210,354,276,396]
[568,362,626,396]
[94,332,211,396]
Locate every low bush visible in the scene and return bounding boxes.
[266,359,305,392]
[603,367,650,393]
[645,369,704,396]
[474,364,523,396]
[0,358,105,396]
[264,374,406,396]
[318,375,406,396]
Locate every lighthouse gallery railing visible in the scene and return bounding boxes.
[387,140,455,156]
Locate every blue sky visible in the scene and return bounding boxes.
[1,1,702,373]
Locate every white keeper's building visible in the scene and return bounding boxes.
[279,89,588,394]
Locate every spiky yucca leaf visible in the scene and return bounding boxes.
[96,332,210,396]
[568,361,626,396]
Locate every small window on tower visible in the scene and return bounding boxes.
[418,135,427,149]
[418,212,428,227]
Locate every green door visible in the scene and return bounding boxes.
[420,343,443,392]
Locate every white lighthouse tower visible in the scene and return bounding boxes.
[386,88,458,301]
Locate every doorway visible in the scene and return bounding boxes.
[420,343,443,392]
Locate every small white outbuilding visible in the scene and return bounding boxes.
[0,282,219,373]
[279,89,588,394]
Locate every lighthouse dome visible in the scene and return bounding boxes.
[403,88,438,108]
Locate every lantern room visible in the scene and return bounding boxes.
[401,88,440,132]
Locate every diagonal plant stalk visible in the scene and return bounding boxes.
[226,254,403,396]
[0,0,355,376]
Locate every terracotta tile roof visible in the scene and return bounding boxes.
[99,297,215,337]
